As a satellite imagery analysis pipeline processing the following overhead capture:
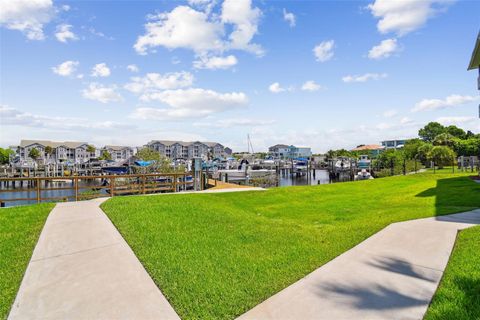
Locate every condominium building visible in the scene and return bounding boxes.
[144,140,232,160]
[13,140,96,165]
[101,145,135,161]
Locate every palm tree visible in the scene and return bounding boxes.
[28,148,40,161]
[86,145,96,157]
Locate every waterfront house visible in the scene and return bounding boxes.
[381,139,409,150]
[268,144,312,160]
[351,144,384,156]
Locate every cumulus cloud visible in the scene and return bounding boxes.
[130,88,248,120]
[342,73,387,83]
[91,63,111,77]
[301,80,322,92]
[283,8,296,27]
[55,24,77,43]
[124,72,194,95]
[52,60,79,77]
[313,40,334,62]
[0,0,55,40]
[193,55,238,70]
[412,94,479,112]
[82,83,123,103]
[368,38,398,59]
[134,0,263,66]
[127,64,139,72]
[368,0,454,36]
[269,82,286,93]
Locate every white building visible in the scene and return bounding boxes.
[144,140,232,160]
[13,140,97,165]
[101,145,135,161]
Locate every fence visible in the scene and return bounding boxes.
[0,172,197,206]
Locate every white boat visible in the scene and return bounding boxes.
[355,169,374,180]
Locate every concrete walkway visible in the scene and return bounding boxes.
[8,198,180,320]
[238,209,480,320]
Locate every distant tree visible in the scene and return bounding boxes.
[417,143,434,164]
[445,125,466,139]
[99,150,112,161]
[136,148,175,173]
[453,138,480,157]
[433,133,455,147]
[403,139,425,160]
[325,150,336,160]
[136,148,162,162]
[0,148,14,164]
[429,146,456,168]
[86,145,96,155]
[418,122,445,142]
[28,148,41,160]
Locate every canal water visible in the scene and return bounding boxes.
[277,169,353,187]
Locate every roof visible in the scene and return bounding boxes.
[269,144,289,149]
[147,140,224,147]
[468,31,480,70]
[104,145,132,151]
[351,144,384,151]
[19,140,88,148]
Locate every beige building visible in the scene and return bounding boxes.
[144,140,232,160]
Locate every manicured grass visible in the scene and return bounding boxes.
[101,172,480,319]
[424,225,480,320]
[0,204,54,319]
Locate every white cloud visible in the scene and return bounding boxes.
[435,116,477,126]
[342,73,387,83]
[134,6,223,55]
[221,0,263,55]
[0,0,55,40]
[61,4,70,11]
[194,118,275,128]
[134,1,263,66]
[412,94,479,112]
[383,109,398,118]
[0,105,133,130]
[301,80,322,92]
[82,83,123,103]
[127,64,139,72]
[269,82,285,93]
[283,8,296,27]
[193,55,238,70]
[131,88,248,120]
[52,60,79,77]
[91,63,111,77]
[313,40,334,62]
[55,24,77,43]
[368,38,398,59]
[368,0,454,36]
[124,72,194,95]
[400,116,413,124]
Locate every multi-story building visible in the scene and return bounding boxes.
[144,140,232,160]
[101,145,135,161]
[381,139,409,149]
[13,140,96,165]
[268,144,312,159]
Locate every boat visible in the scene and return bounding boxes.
[101,166,129,174]
[355,169,374,180]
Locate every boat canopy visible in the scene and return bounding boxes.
[295,157,309,161]
[135,160,155,167]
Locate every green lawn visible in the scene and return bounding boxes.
[0,203,54,320]
[101,171,480,319]
[424,225,480,320]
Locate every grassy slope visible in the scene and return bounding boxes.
[0,204,54,319]
[424,225,480,320]
[101,172,480,319]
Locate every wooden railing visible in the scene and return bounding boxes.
[0,172,195,206]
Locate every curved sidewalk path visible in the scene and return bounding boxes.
[238,209,480,320]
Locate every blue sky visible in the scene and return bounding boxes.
[1,0,479,152]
